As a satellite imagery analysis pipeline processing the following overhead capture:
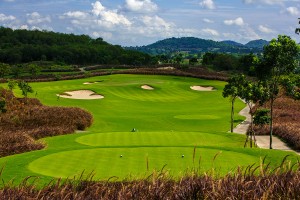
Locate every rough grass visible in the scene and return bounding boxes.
[254,96,300,150]
[1,161,300,200]
[0,88,93,157]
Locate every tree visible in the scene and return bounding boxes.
[18,80,33,98]
[240,81,270,147]
[7,79,18,91]
[222,74,247,133]
[27,64,41,77]
[189,57,198,65]
[255,35,299,149]
[0,63,11,78]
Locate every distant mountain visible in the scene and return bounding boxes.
[221,40,244,47]
[245,39,269,48]
[126,37,269,55]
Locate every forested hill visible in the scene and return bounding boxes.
[126,37,269,55]
[0,27,152,65]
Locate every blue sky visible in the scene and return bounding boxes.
[0,0,300,46]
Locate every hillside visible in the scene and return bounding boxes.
[127,37,269,55]
[245,39,270,48]
[0,27,152,65]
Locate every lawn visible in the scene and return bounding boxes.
[0,74,298,185]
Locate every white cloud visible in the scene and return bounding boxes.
[203,18,214,23]
[243,0,286,5]
[63,11,89,19]
[201,28,219,36]
[199,0,215,9]
[141,15,173,29]
[224,17,245,26]
[92,1,131,27]
[92,31,113,40]
[26,12,51,25]
[19,25,29,30]
[258,25,275,33]
[125,0,158,12]
[92,1,105,16]
[0,13,16,22]
[3,0,15,2]
[286,7,299,15]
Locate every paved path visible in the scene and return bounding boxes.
[233,103,299,154]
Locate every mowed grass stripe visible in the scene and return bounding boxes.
[76,132,243,148]
[28,147,259,179]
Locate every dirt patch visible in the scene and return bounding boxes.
[190,86,215,91]
[141,85,154,90]
[58,90,104,100]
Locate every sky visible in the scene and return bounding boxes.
[0,0,300,46]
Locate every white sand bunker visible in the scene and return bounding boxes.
[141,85,154,90]
[158,66,175,70]
[58,90,104,100]
[190,86,215,91]
[83,82,98,85]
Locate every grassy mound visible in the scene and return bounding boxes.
[0,88,93,157]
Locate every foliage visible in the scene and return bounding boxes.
[254,96,300,150]
[0,88,93,157]
[0,63,11,78]
[0,27,152,65]
[253,109,271,126]
[127,37,267,55]
[203,52,256,72]
[7,79,17,91]
[1,163,300,199]
[0,97,6,113]
[255,35,300,149]
[222,74,247,132]
[17,80,33,98]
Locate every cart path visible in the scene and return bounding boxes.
[233,103,299,154]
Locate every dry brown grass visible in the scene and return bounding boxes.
[1,162,300,200]
[254,96,300,150]
[0,88,93,157]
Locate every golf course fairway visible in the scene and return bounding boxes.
[0,74,299,184]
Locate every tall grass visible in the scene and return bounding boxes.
[1,160,300,199]
[254,96,300,150]
[0,88,93,157]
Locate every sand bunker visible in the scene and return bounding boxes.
[141,85,154,90]
[83,82,98,85]
[190,86,215,91]
[58,90,104,100]
[158,66,175,70]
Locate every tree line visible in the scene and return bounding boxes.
[223,35,300,149]
[0,27,153,65]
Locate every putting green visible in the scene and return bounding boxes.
[28,147,258,179]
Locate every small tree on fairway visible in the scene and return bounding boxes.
[18,80,33,98]
[223,74,247,133]
[255,35,299,149]
[7,79,18,91]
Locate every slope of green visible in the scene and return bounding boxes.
[0,74,298,185]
